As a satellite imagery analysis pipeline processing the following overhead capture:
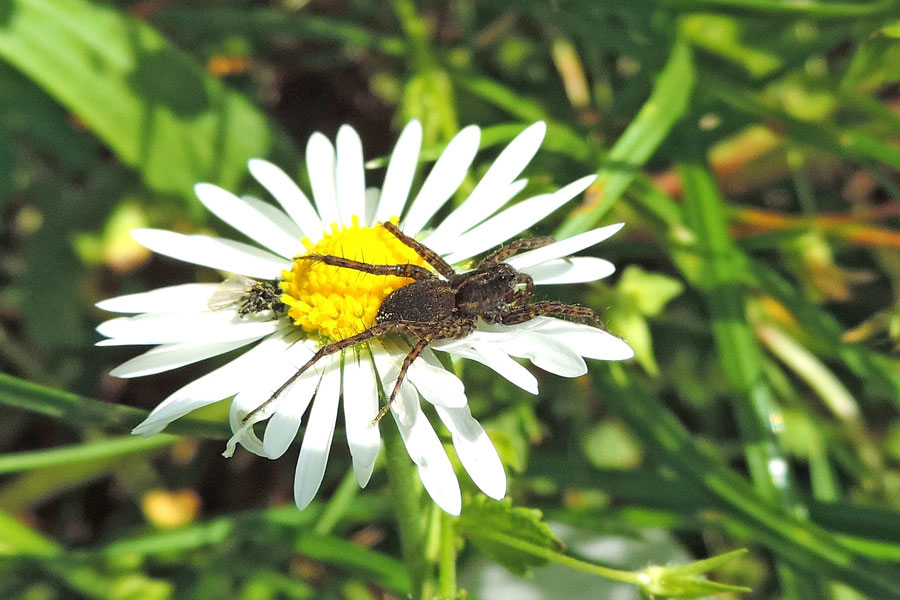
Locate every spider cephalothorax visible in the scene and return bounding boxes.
[245,222,598,424]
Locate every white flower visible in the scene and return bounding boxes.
[96,121,634,516]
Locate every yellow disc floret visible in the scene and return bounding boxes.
[281,216,425,342]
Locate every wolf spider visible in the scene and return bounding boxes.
[245,222,597,425]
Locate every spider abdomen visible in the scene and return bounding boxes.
[376,278,455,324]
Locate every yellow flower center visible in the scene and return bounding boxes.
[280,216,425,342]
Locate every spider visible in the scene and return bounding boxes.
[245,222,598,425]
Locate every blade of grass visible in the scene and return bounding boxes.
[663,0,900,18]
[678,157,804,509]
[0,435,176,474]
[152,7,406,56]
[601,364,900,598]
[557,37,695,238]
[0,372,231,439]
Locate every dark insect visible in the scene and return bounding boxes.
[245,222,598,424]
[208,275,285,317]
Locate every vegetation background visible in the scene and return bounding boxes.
[1,0,900,598]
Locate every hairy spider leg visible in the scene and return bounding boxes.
[296,254,435,281]
[372,314,477,423]
[372,336,431,424]
[382,222,457,280]
[507,273,535,308]
[500,300,601,327]
[479,236,555,267]
[241,322,394,424]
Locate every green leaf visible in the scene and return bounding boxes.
[581,421,643,470]
[0,0,296,201]
[617,266,685,317]
[456,497,561,577]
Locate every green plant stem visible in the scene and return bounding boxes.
[479,531,641,585]
[382,416,429,600]
[438,511,457,598]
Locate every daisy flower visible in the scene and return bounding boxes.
[96,121,634,516]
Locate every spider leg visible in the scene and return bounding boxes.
[371,315,477,424]
[297,254,434,281]
[372,336,431,424]
[242,322,393,424]
[500,300,601,327]
[479,236,555,267]
[382,222,457,280]
[508,273,535,308]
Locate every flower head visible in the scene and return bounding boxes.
[97,121,633,516]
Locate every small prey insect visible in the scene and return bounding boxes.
[207,275,285,317]
[244,222,599,426]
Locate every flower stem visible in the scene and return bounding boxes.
[437,511,457,598]
[382,416,429,599]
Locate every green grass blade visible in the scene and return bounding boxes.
[557,37,695,238]
[602,365,900,598]
[0,372,231,439]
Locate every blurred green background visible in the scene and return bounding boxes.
[2,0,900,598]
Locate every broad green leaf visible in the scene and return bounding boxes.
[456,496,561,577]
[0,0,296,201]
[617,266,684,317]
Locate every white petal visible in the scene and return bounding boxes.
[530,317,635,361]
[131,333,291,436]
[294,357,341,510]
[525,257,616,285]
[436,405,505,500]
[306,132,339,226]
[109,338,259,378]
[342,355,381,487]
[424,122,546,248]
[402,125,481,236]
[335,125,366,223]
[227,391,267,458]
[505,334,587,377]
[440,342,539,395]
[407,348,467,408]
[226,338,317,458]
[248,159,325,241]
[364,187,380,226]
[263,366,320,459]
[376,120,422,223]
[392,403,461,516]
[97,312,280,345]
[240,194,305,240]
[424,179,528,255]
[194,183,304,259]
[507,223,624,271]
[444,175,596,264]
[95,284,220,314]
[132,229,287,280]
[372,345,418,428]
